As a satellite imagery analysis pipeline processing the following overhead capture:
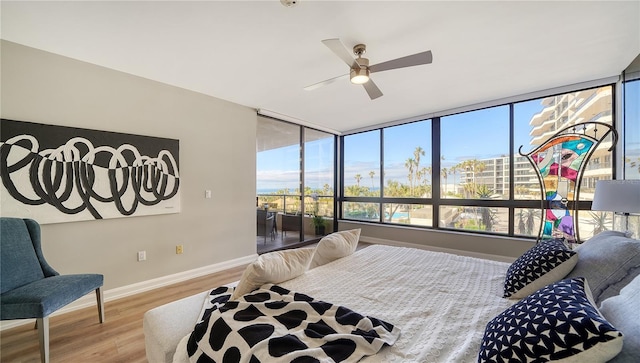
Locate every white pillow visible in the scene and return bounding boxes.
[231,247,314,300]
[567,231,640,304]
[309,228,361,269]
[600,274,640,362]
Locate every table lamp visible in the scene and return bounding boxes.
[591,180,640,234]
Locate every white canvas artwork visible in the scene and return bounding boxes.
[0,119,180,224]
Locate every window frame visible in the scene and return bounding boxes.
[338,83,617,241]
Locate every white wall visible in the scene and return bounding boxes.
[1,40,257,290]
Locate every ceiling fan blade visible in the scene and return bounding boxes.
[322,38,359,69]
[303,73,349,91]
[363,79,383,100]
[369,50,433,73]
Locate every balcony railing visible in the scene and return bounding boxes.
[257,193,334,217]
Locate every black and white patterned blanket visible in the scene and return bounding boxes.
[187,284,400,363]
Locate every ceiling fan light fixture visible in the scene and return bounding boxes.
[350,68,370,84]
[280,0,298,7]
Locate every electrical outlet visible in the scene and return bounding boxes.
[176,245,184,254]
[137,250,146,261]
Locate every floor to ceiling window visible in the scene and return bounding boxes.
[382,122,433,227]
[304,128,335,236]
[340,84,616,241]
[440,105,510,233]
[342,130,380,221]
[623,79,639,179]
[257,116,335,252]
[621,71,639,236]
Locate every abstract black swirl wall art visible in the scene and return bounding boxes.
[0,119,180,224]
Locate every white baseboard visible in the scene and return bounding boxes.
[360,236,516,263]
[0,253,257,331]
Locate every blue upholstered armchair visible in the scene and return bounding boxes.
[0,217,104,363]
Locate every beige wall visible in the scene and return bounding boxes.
[1,40,531,296]
[1,41,257,290]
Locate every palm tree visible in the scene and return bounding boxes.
[449,165,458,196]
[458,160,474,197]
[588,211,609,235]
[345,185,361,197]
[476,184,496,231]
[420,166,432,197]
[441,167,448,194]
[354,174,362,187]
[462,183,475,199]
[405,158,415,194]
[413,146,425,184]
[515,185,528,198]
[369,170,375,189]
[474,160,486,188]
[384,180,409,221]
[516,209,539,236]
[517,210,527,234]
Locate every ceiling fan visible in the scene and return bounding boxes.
[304,38,433,100]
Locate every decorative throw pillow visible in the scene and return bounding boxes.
[231,247,314,300]
[309,228,361,269]
[504,238,578,299]
[567,231,640,305]
[599,275,640,362]
[479,277,623,363]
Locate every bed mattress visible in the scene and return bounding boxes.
[174,244,513,363]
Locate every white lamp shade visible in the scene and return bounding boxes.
[591,180,640,213]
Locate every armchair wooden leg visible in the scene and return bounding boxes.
[36,317,49,363]
[96,287,105,323]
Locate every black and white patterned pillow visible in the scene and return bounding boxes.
[480,277,623,363]
[504,238,578,298]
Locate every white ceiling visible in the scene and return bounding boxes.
[2,1,639,134]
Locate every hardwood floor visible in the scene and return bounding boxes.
[0,265,247,363]
[1,241,370,362]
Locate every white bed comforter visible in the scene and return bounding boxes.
[174,245,512,363]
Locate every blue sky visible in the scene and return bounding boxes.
[258,84,636,191]
[342,101,542,187]
[624,80,639,179]
[257,100,541,191]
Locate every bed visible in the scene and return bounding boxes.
[144,229,640,363]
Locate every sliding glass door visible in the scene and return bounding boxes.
[304,129,335,237]
[256,116,335,251]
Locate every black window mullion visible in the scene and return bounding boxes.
[379,129,384,222]
[432,117,441,229]
[299,126,305,241]
[334,134,340,229]
[339,135,345,220]
[508,104,515,235]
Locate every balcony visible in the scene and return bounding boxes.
[529,105,555,127]
[571,88,612,123]
[256,193,335,253]
[530,117,557,136]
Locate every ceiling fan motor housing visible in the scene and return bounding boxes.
[350,58,370,84]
